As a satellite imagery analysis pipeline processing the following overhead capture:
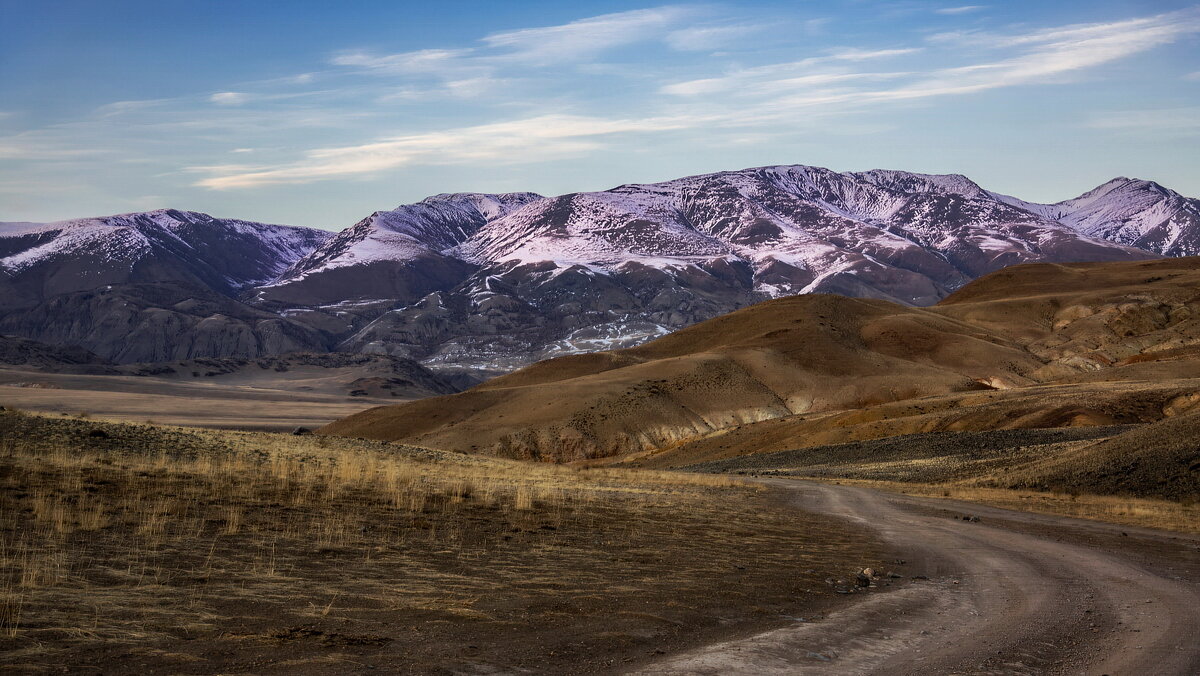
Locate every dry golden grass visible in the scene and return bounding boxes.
[820,479,1200,534]
[0,410,877,674]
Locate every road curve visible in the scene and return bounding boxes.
[635,480,1200,675]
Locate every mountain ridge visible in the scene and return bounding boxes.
[2,164,1196,368]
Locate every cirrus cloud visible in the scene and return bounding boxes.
[209,92,249,106]
[193,114,696,189]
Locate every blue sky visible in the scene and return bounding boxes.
[2,0,1198,229]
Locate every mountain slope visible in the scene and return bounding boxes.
[0,282,330,363]
[992,178,1200,256]
[321,257,1200,463]
[0,209,330,310]
[0,211,333,362]
[0,334,114,372]
[254,193,541,306]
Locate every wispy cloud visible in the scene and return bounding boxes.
[664,23,762,51]
[1088,107,1200,135]
[334,6,699,78]
[187,7,1200,190]
[210,92,248,106]
[331,48,479,75]
[895,9,1200,97]
[830,47,922,62]
[95,99,172,117]
[482,6,695,63]
[193,114,694,189]
[803,18,831,35]
[0,130,115,160]
[935,5,986,15]
[666,8,1200,106]
[661,48,920,96]
[328,7,705,101]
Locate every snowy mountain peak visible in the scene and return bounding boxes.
[1054,178,1199,255]
[0,209,330,293]
[356,192,545,249]
[852,169,988,199]
[1070,177,1136,201]
[266,192,544,295]
[982,176,1200,256]
[419,191,544,219]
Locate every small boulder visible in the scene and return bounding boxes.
[827,578,855,594]
[855,572,871,588]
[292,427,313,436]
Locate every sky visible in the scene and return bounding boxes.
[1,0,1198,230]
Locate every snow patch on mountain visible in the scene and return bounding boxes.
[1,222,152,273]
[0,208,331,288]
[270,192,542,286]
[990,178,1200,256]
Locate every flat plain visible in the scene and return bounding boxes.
[0,366,399,430]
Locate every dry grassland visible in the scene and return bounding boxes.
[0,411,879,674]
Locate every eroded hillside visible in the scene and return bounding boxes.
[323,258,1200,463]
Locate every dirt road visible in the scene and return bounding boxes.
[636,480,1200,675]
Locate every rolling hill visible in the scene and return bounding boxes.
[322,257,1200,469]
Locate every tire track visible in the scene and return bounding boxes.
[635,480,1200,675]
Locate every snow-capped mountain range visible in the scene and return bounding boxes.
[2,165,1196,369]
[0,209,330,301]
